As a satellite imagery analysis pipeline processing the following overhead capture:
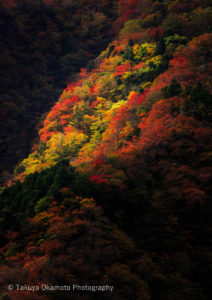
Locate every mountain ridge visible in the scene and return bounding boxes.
[0,0,211,299]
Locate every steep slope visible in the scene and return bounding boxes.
[0,0,211,299]
[0,0,117,184]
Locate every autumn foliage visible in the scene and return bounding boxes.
[0,0,212,299]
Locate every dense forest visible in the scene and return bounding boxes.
[0,0,211,299]
[0,0,116,184]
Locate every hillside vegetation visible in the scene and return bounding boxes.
[0,0,116,184]
[0,0,211,299]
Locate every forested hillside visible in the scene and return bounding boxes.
[0,0,116,184]
[0,0,211,299]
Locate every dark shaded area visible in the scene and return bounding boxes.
[0,0,117,183]
[0,1,211,299]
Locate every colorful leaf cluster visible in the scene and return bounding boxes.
[0,0,212,299]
